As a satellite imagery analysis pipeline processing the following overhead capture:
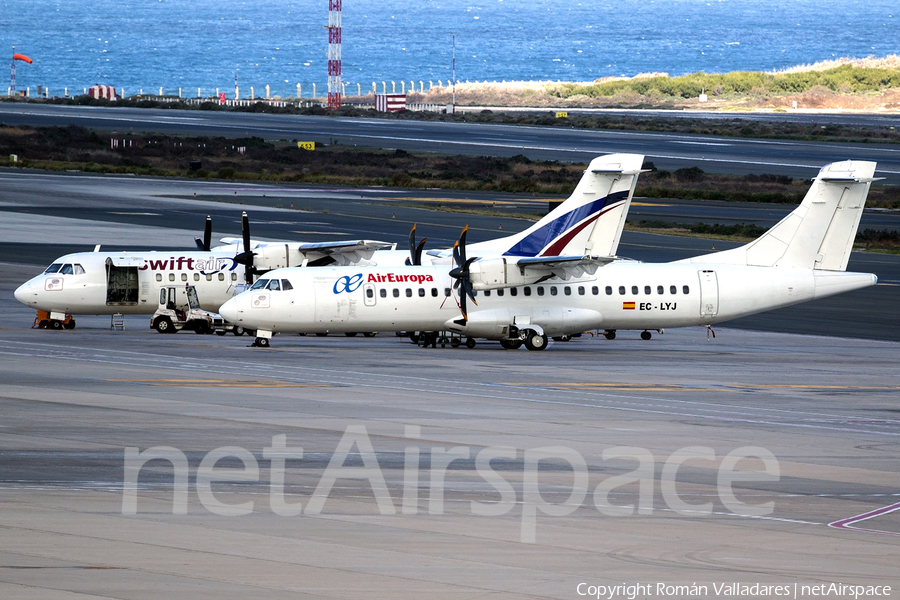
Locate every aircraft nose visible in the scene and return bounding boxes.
[219,297,239,323]
[14,280,35,306]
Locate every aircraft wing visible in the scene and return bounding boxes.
[216,237,393,267]
[513,254,615,279]
[295,240,394,266]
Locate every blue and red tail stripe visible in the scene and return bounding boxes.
[503,191,629,257]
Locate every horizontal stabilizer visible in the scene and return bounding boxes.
[680,160,876,271]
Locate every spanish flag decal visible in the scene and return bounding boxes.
[623,301,636,310]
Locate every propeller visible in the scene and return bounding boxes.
[232,211,257,284]
[448,225,478,323]
[194,215,212,251]
[405,223,428,266]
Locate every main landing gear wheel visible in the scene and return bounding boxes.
[154,318,174,334]
[499,338,523,350]
[450,338,461,348]
[604,330,616,340]
[465,337,476,349]
[640,330,652,341]
[253,337,270,348]
[552,334,572,342]
[363,332,377,338]
[345,332,358,337]
[524,331,548,351]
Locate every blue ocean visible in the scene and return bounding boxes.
[1,0,898,97]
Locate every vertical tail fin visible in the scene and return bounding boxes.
[472,154,645,257]
[683,161,877,271]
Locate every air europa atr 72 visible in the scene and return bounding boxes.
[220,160,879,350]
[14,154,645,330]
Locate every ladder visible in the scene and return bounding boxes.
[110,314,125,331]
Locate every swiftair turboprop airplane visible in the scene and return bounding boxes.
[14,153,646,332]
[13,212,392,331]
[219,160,879,349]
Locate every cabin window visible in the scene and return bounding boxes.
[431,288,438,297]
[73,264,85,275]
[156,273,163,282]
[444,288,451,297]
[578,286,585,296]
[550,286,558,296]
[380,288,387,298]
[206,274,212,281]
[60,264,74,275]
[393,288,400,298]
[524,287,531,296]
[683,285,690,294]
[366,288,374,298]
[657,285,664,295]
[169,274,176,282]
[281,279,293,291]
[592,286,599,296]
[564,286,572,296]
[44,263,62,274]
[537,286,545,296]
[497,289,504,297]
[484,290,491,297]
[250,279,268,290]
[218,273,225,281]
[670,285,677,294]
[418,288,426,297]
[510,287,518,297]
[406,288,412,298]
[631,285,638,295]
[231,273,238,281]
[605,286,612,295]
[194,273,200,281]
[644,285,651,294]
[181,273,188,282]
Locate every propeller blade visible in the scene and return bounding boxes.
[458,225,468,266]
[408,224,417,262]
[194,215,212,252]
[459,287,468,321]
[415,238,427,266]
[448,225,478,323]
[241,211,253,284]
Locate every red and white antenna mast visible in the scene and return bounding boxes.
[327,0,342,109]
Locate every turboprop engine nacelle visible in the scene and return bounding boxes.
[468,258,545,290]
[251,244,304,271]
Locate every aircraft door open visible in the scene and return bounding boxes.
[698,270,719,317]
[105,258,140,306]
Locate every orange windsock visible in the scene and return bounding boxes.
[13,53,33,64]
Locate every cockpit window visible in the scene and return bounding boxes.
[73,264,85,275]
[44,263,62,274]
[281,279,293,291]
[60,264,74,275]
[249,279,269,290]
[267,280,281,291]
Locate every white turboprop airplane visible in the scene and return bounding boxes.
[13,154,646,331]
[219,160,879,349]
[13,212,393,330]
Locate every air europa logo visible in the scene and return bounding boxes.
[367,273,434,284]
[333,274,364,294]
